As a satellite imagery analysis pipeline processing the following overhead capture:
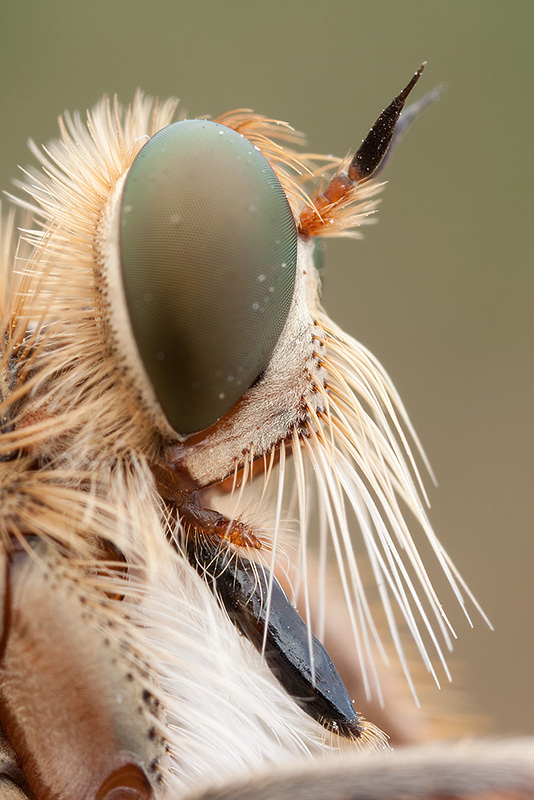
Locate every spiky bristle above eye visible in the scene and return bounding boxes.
[2,87,490,766]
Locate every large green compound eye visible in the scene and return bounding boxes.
[119,120,298,436]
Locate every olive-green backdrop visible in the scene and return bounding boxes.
[1,0,532,735]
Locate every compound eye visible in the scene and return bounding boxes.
[119,120,297,436]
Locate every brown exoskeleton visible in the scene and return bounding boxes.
[0,65,532,799]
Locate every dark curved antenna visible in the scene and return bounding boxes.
[298,63,439,237]
[348,62,426,182]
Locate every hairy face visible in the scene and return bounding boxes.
[0,69,529,800]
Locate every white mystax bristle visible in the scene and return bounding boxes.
[0,90,508,799]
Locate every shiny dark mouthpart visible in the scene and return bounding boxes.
[185,534,363,739]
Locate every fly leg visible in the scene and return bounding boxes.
[0,536,162,800]
[0,724,32,799]
[0,780,31,799]
[180,739,534,800]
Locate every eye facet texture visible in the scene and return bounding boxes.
[119,120,298,436]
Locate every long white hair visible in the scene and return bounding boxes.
[0,84,532,799]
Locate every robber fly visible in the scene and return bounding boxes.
[0,64,532,800]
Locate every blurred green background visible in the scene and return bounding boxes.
[1,0,532,734]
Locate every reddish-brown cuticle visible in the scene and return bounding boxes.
[96,763,152,800]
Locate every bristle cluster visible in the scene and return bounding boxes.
[215,303,490,709]
[213,109,312,214]
[0,89,496,795]
[224,305,489,706]
[215,108,385,238]
[1,93,179,467]
[298,168,383,238]
[0,93,396,794]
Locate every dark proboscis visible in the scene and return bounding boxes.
[183,533,363,738]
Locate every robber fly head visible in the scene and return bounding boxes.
[95,66,423,482]
[9,64,485,704]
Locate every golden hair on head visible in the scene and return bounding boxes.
[0,65,532,799]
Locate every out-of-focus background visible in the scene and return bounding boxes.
[1,1,532,734]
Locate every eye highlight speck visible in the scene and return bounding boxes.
[0,72,528,800]
[117,119,298,435]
